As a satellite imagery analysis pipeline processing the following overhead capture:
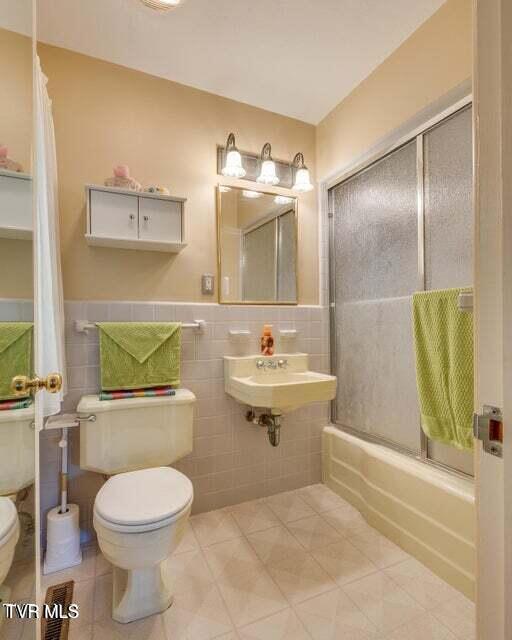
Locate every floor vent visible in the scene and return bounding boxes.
[41,580,74,640]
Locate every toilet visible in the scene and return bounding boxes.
[0,497,20,630]
[77,389,196,624]
[0,407,35,499]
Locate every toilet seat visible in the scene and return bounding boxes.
[94,467,193,534]
[0,499,18,546]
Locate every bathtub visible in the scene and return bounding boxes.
[322,426,475,599]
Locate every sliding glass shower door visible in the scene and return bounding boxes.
[329,105,473,475]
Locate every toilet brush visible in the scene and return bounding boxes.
[43,416,82,574]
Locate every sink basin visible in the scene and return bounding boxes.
[224,354,337,412]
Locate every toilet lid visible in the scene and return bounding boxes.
[0,498,18,543]
[94,467,193,527]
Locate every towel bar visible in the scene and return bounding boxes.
[458,292,473,312]
[75,319,206,334]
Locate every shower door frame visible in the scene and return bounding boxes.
[322,90,473,477]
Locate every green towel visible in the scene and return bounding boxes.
[0,322,33,401]
[412,288,473,450]
[97,322,181,391]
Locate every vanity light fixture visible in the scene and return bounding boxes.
[242,190,263,199]
[257,143,280,186]
[274,195,294,205]
[221,133,246,178]
[292,152,314,192]
[141,0,185,10]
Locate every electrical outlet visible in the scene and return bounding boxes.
[202,274,215,295]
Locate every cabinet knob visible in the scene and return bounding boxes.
[144,215,150,222]
[129,214,135,221]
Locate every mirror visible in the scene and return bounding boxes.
[217,186,298,304]
[0,2,35,638]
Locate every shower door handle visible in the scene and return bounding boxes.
[474,405,503,457]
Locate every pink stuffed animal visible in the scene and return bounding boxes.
[0,145,23,173]
[105,165,141,191]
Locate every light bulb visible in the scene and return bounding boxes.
[293,167,314,192]
[291,152,314,193]
[274,195,294,205]
[141,0,184,10]
[222,150,246,178]
[257,160,279,185]
[242,190,263,199]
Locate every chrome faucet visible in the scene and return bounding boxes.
[277,359,288,369]
[256,359,278,370]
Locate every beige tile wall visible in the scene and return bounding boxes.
[38,301,330,543]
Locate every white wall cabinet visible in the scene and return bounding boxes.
[0,170,32,240]
[85,185,187,253]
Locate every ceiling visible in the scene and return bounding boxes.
[33,0,446,124]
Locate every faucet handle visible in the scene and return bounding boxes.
[256,359,265,369]
[277,359,288,368]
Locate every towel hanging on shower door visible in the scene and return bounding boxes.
[412,288,474,450]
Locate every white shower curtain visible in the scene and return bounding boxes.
[34,56,66,416]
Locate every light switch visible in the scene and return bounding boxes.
[202,274,215,295]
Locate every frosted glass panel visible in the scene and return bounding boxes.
[424,106,473,290]
[332,141,418,302]
[277,211,297,302]
[331,140,421,452]
[424,106,474,474]
[243,220,276,301]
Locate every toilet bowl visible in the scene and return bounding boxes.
[0,498,20,629]
[93,466,193,624]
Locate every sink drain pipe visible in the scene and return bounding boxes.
[245,409,282,447]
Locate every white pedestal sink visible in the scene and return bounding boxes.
[224,353,337,413]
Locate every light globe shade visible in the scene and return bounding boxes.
[222,150,246,178]
[141,0,184,9]
[242,190,263,199]
[257,160,280,186]
[293,167,314,192]
[274,195,294,205]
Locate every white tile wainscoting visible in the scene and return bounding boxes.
[39,301,330,543]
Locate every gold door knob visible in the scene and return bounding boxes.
[11,373,63,396]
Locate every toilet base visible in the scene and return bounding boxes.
[112,564,173,624]
[0,585,12,631]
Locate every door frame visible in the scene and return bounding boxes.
[473,0,511,637]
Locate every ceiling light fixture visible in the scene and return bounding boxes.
[292,152,314,192]
[257,143,280,186]
[221,133,246,178]
[141,0,185,10]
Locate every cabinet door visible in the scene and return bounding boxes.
[90,189,138,239]
[138,198,182,243]
[0,174,32,231]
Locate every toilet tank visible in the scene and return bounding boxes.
[77,390,195,475]
[0,407,35,496]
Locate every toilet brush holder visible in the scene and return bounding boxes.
[43,503,82,574]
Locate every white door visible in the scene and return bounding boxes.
[473,1,511,638]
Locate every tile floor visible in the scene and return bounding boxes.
[42,484,475,640]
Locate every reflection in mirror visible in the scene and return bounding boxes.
[0,2,35,638]
[217,186,298,304]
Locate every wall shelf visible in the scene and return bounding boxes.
[85,184,187,253]
[0,169,33,240]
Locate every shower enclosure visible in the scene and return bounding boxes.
[328,103,473,475]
